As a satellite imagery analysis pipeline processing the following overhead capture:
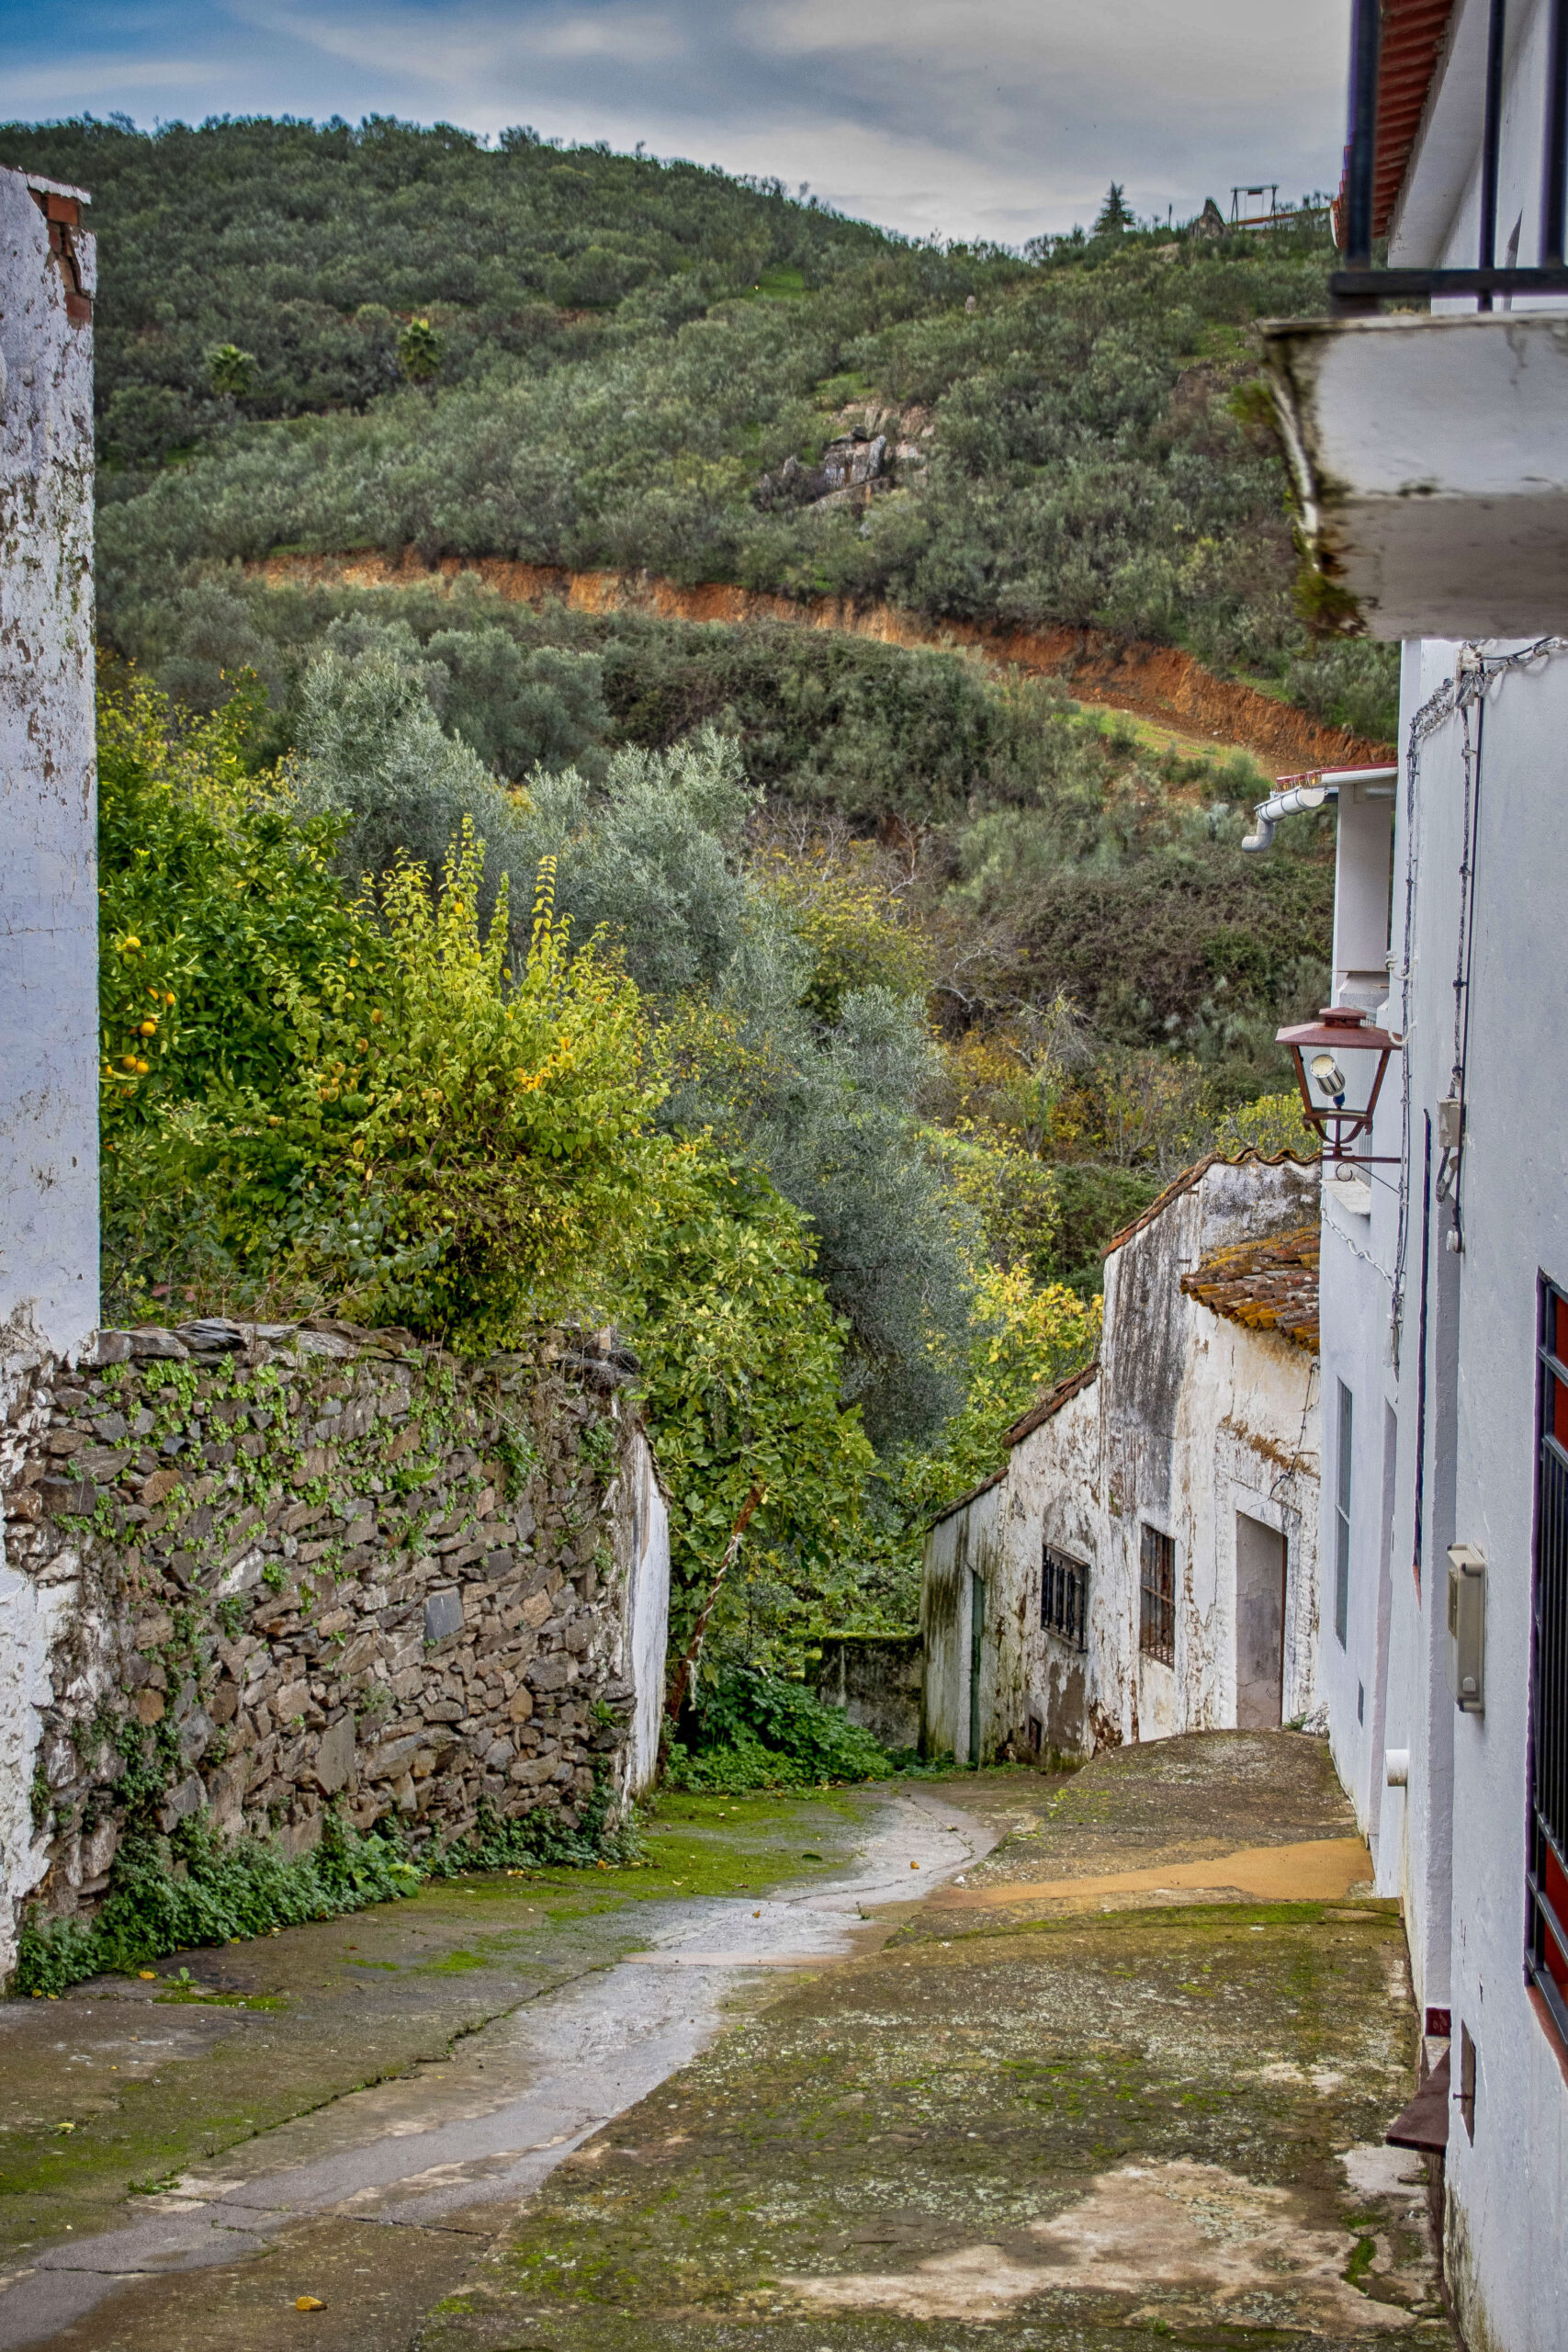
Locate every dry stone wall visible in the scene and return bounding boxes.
[0,1316,669,1975]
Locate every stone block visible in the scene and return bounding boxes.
[424,1587,465,1644]
[508,1687,535,1724]
[130,1327,189,1360]
[311,1712,355,1794]
[81,1817,118,1879]
[39,1476,96,1518]
[91,1331,134,1366]
[365,1732,423,1781]
[158,1772,207,1831]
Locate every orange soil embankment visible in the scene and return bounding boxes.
[254,551,1393,778]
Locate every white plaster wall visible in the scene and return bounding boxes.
[0,168,98,1365]
[1393,0,1553,289]
[990,1380,1101,1754]
[922,1157,1321,1773]
[921,1479,1004,1764]
[623,1428,670,1796]
[1097,1159,1320,1749]
[0,1553,80,1980]
[1409,642,1568,2352]
[1320,624,1568,2350]
[1366,38,1568,2335]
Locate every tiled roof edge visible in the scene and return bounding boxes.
[1004,1359,1100,1448]
[1101,1149,1319,1261]
[926,1460,1010,1532]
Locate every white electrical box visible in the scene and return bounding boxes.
[1446,1544,1486,1713]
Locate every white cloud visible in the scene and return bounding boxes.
[7,0,1354,242]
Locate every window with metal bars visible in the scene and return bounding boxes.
[1139,1524,1176,1666]
[1335,1382,1353,1647]
[1041,1542,1088,1650]
[1529,1278,1568,2055]
[1334,0,1568,312]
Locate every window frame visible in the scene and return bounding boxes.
[1041,1540,1089,1652]
[1528,1277,1568,2056]
[1335,1380,1353,1648]
[1139,1523,1176,1668]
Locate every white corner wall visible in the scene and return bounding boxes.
[0,166,98,1366]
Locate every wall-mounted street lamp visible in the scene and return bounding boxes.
[1276,1003,1400,1160]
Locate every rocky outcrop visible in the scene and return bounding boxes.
[0,1317,669,1974]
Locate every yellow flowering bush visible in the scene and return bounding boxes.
[342,826,667,1340]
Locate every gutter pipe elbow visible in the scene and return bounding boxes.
[1239,765,1397,855]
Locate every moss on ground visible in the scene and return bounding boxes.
[0,1786,874,2269]
[413,1746,1449,2352]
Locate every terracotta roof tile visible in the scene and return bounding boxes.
[1005,1360,1100,1448]
[1332,0,1459,244]
[1179,1224,1320,1353]
[926,1460,1010,1531]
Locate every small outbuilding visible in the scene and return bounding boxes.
[922,1151,1321,1764]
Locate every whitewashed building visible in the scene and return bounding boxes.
[0,164,99,1984]
[1258,4,1568,2337]
[923,1152,1321,1766]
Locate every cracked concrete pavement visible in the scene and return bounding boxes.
[0,1782,996,2348]
[0,1737,1456,2351]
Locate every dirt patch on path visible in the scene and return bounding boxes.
[253,553,1393,778]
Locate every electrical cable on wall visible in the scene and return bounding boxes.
[1390,632,1568,1366]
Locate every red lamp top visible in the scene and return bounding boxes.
[1276,1004,1400,1055]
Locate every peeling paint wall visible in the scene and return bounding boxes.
[924,1159,1322,1767]
[0,167,98,1365]
[921,1479,1004,1764]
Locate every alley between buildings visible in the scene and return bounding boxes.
[0,1736,1451,2352]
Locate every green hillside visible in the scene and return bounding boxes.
[2,116,1392,741]
[3,119,1343,1736]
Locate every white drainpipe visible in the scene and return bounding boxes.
[1241,766,1398,853]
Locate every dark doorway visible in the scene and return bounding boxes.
[1235,1512,1287,1728]
[967,1570,985,1767]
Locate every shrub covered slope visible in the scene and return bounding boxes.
[1,115,1393,738]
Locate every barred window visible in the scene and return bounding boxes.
[1140,1524,1176,1666]
[1041,1542,1088,1650]
[1334,1381,1353,1647]
[1529,1279,1568,2056]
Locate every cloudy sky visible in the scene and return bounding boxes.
[4,0,1353,245]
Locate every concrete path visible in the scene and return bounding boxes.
[419,1734,1457,2352]
[0,1785,997,2349]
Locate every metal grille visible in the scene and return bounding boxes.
[1140,1525,1176,1666]
[1335,1381,1354,1646]
[1529,1280,1568,2052]
[1042,1543,1088,1650]
[1333,0,1568,312]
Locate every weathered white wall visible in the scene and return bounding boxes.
[624,1428,670,1795]
[0,166,98,1364]
[988,1377,1102,1752]
[923,1157,1321,1771]
[1314,21,1568,2332]
[1325,628,1568,2352]
[921,1476,1004,1764]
